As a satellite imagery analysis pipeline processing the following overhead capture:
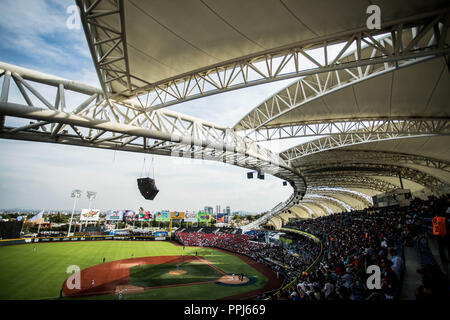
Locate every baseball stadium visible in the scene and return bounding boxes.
[0,239,283,300]
[0,0,450,303]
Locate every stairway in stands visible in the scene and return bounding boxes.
[425,234,450,278]
[400,234,450,299]
[400,245,422,299]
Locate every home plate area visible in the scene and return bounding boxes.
[115,284,145,294]
[217,274,250,285]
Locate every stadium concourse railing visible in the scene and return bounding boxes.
[267,227,324,300]
[0,234,166,246]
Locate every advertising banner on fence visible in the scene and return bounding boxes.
[197,212,211,222]
[184,212,198,223]
[80,209,100,221]
[123,210,138,221]
[154,231,168,237]
[217,213,228,223]
[155,211,170,222]
[106,210,124,221]
[170,211,185,220]
[138,207,153,221]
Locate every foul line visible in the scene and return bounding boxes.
[194,256,227,275]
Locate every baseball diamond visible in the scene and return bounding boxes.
[0,241,282,300]
[0,0,449,307]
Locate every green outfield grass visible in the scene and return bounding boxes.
[0,241,268,300]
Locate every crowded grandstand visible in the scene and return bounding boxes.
[0,0,449,308]
[174,194,450,300]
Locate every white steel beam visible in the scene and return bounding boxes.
[306,187,373,207]
[280,131,446,161]
[243,118,450,142]
[234,10,450,131]
[306,176,399,193]
[78,7,450,109]
[304,163,446,190]
[294,150,450,173]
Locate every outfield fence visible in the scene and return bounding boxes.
[0,234,166,246]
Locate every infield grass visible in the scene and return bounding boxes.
[129,261,222,287]
[0,241,268,300]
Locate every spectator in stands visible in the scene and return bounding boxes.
[336,286,350,300]
[322,275,334,300]
[380,258,400,299]
[389,248,404,279]
[432,209,450,263]
[341,267,354,290]
[289,289,297,300]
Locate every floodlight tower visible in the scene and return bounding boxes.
[68,189,82,236]
[85,191,97,228]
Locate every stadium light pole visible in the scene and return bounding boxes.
[85,191,97,228]
[68,190,82,236]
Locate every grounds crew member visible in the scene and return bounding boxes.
[432,208,450,263]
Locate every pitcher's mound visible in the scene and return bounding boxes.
[169,270,187,275]
[217,275,249,285]
[115,284,144,294]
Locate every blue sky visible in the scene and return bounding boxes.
[0,0,296,212]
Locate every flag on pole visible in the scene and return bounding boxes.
[29,209,44,222]
[34,209,45,235]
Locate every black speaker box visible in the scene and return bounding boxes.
[137,177,159,200]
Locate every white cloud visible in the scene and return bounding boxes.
[0,0,95,81]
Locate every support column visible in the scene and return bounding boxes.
[398,171,404,189]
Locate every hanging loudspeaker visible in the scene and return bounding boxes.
[137,177,159,200]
